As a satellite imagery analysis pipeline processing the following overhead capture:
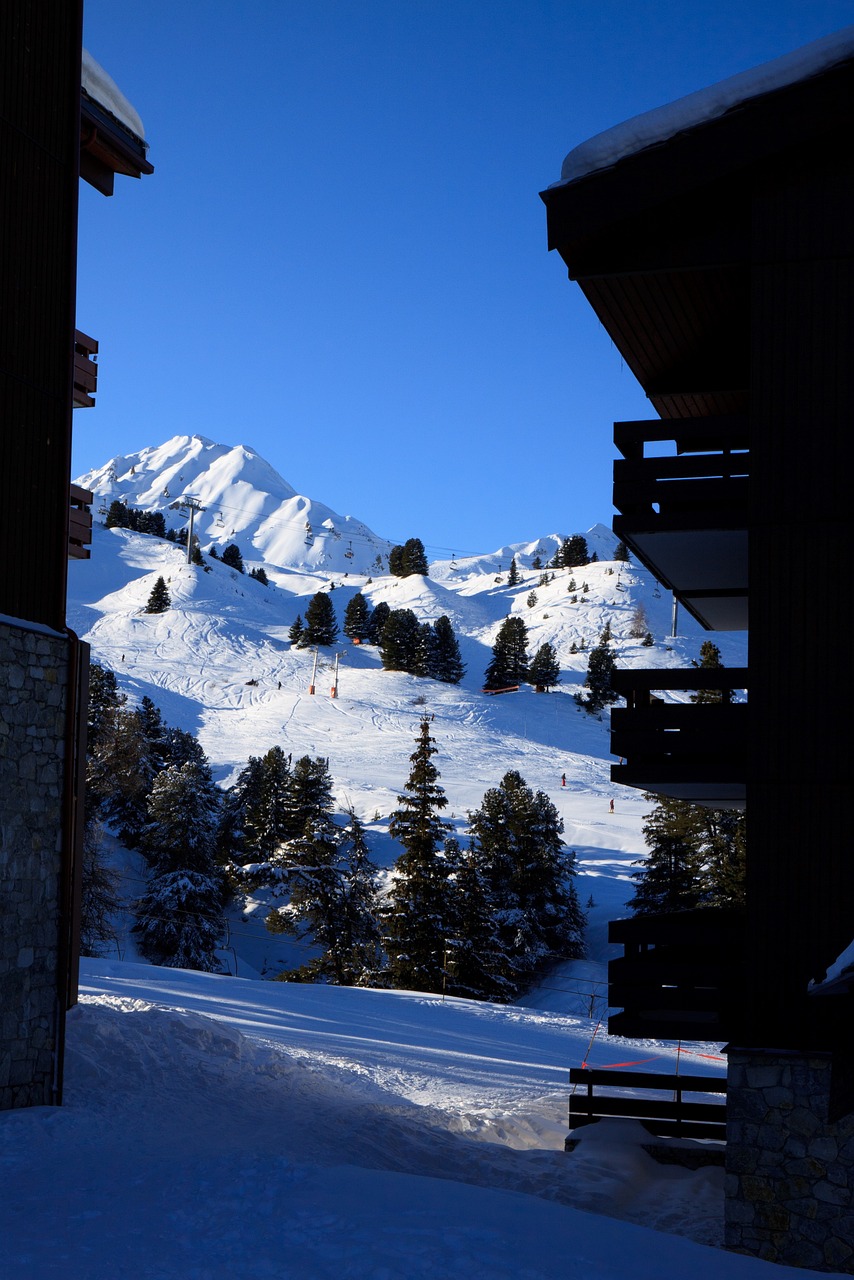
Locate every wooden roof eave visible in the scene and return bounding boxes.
[80,92,153,196]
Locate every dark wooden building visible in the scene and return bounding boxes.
[0,2,152,1111]
[542,30,854,1271]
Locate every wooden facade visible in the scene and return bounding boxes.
[541,50,854,1054]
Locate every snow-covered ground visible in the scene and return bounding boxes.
[5,960,840,1280]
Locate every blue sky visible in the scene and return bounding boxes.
[76,1,854,558]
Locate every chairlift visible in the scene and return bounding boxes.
[653,583,662,598]
[344,540,354,560]
[216,513,224,527]
[161,486,169,497]
[615,581,625,592]
[98,503,107,515]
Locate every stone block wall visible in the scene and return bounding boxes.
[726,1048,854,1272]
[0,620,69,1110]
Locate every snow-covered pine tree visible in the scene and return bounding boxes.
[304,591,339,645]
[529,641,560,691]
[430,615,465,684]
[413,621,436,678]
[243,746,292,859]
[330,808,383,984]
[133,760,225,971]
[288,614,305,646]
[79,815,121,957]
[690,640,734,704]
[284,755,334,843]
[383,719,454,993]
[145,576,171,614]
[378,608,420,672]
[629,795,708,915]
[443,841,513,1002]
[468,771,585,993]
[483,616,529,689]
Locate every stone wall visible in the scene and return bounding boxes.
[0,619,69,1110]
[726,1048,854,1272]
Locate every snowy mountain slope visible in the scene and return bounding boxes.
[74,433,395,575]
[68,439,747,990]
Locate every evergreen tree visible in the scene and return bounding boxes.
[343,591,371,641]
[576,641,617,714]
[629,602,649,639]
[250,566,269,586]
[414,621,436,678]
[563,534,589,566]
[483,616,529,689]
[79,816,122,957]
[379,608,420,671]
[216,753,266,864]
[331,808,384,983]
[288,614,304,646]
[383,719,454,993]
[221,543,245,573]
[527,591,538,609]
[145,576,171,614]
[162,726,209,771]
[431,615,465,684]
[284,755,334,843]
[690,640,734,704]
[389,538,429,577]
[444,841,513,1002]
[133,760,225,971]
[240,745,292,858]
[629,796,709,915]
[614,540,630,562]
[190,540,205,567]
[367,600,390,644]
[388,544,405,576]
[507,557,519,586]
[642,631,655,647]
[529,642,560,691]
[304,591,339,645]
[468,771,585,992]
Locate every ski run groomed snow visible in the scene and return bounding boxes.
[4,438,827,1279]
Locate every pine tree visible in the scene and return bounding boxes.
[379,608,420,672]
[444,841,513,1002]
[383,719,454,993]
[629,796,709,915]
[563,534,589,566]
[288,614,304,646]
[401,537,429,576]
[483,616,529,689]
[413,621,436,678]
[431,615,465,684]
[468,771,585,993]
[614,540,630,562]
[343,591,371,641]
[507,557,519,586]
[221,543,245,573]
[244,746,293,858]
[133,760,225,971]
[331,808,383,983]
[527,591,538,609]
[529,642,560,691]
[105,499,128,529]
[79,816,122,957]
[576,641,617,714]
[216,753,266,864]
[145,576,171,614]
[250,566,269,586]
[304,591,339,645]
[367,600,390,644]
[284,755,334,843]
[690,640,734,704]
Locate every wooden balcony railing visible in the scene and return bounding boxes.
[73,329,98,408]
[611,667,748,806]
[612,415,748,630]
[607,907,745,1040]
[68,484,93,560]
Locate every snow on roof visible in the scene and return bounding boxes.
[556,25,854,187]
[809,936,854,994]
[82,48,146,142]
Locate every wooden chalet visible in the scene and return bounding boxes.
[542,29,854,1269]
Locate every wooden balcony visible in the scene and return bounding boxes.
[68,484,93,560]
[613,415,748,630]
[611,667,748,807]
[608,908,745,1040]
[73,329,98,408]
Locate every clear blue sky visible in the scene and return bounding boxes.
[75,0,854,558]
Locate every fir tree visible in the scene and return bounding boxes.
[468,771,585,993]
[529,642,560,691]
[379,608,420,672]
[431,615,465,684]
[288,614,304,646]
[444,841,513,1002]
[614,540,630,562]
[507,557,519,586]
[221,542,245,573]
[105,499,128,529]
[343,591,371,641]
[642,631,654,647]
[79,816,122,957]
[284,755,334,843]
[304,591,339,645]
[250,566,269,586]
[629,796,709,915]
[383,719,454,993]
[413,621,436,678]
[483,616,529,689]
[145,576,171,614]
[331,808,384,983]
[563,534,589,566]
[244,746,293,858]
[690,640,734,704]
[133,760,225,971]
[576,641,617,715]
[401,537,429,576]
[367,600,390,644]
[527,591,538,609]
